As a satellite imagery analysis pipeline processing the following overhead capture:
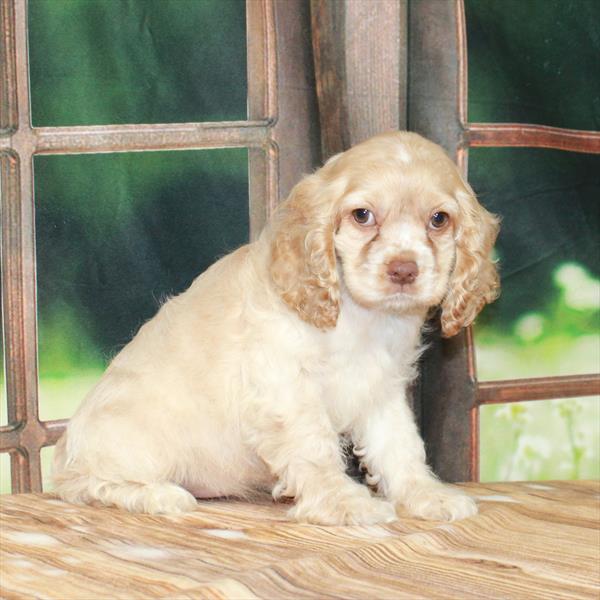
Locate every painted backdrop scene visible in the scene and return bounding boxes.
[0,0,598,491]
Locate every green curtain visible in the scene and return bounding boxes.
[466,0,599,379]
[466,0,599,481]
[26,0,249,421]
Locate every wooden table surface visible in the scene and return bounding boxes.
[1,481,599,599]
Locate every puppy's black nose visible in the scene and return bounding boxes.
[387,260,419,285]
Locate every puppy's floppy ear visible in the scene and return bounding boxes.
[440,183,500,338]
[269,173,341,329]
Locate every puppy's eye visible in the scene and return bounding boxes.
[430,211,449,229]
[352,208,376,226]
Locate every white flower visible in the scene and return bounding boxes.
[514,313,545,341]
[553,263,600,311]
[515,434,551,459]
[494,403,531,424]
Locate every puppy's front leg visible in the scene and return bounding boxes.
[247,389,396,525]
[354,390,477,521]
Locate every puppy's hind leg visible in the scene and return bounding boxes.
[94,479,198,514]
[52,436,197,514]
[54,472,198,515]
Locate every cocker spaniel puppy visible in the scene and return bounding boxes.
[53,132,499,525]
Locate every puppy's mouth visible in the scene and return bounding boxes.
[384,274,421,296]
[380,278,423,304]
[381,277,440,309]
[385,286,418,302]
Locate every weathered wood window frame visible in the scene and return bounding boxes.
[0,0,320,492]
[411,0,600,481]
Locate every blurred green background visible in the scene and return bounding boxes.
[466,0,599,481]
[0,0,598,491]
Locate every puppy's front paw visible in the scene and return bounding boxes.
[403,484,477,522]
[291,487,397,526]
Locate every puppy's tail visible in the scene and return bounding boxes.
[52,436,197,515]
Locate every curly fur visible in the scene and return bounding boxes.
[269,174,341,329]
[440,185,500,337]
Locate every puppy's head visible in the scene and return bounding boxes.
[269,132,499,336]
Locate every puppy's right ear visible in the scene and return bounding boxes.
[269,175,340,329]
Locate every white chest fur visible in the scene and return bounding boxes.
[318,295,424,433]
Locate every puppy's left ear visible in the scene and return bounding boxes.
[441,183,500,337]
[269,174,341,329]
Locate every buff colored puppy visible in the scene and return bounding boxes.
[53,132,499,525]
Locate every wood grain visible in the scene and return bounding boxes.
[477,374,600,405]
[1,481,598,599]
[466,123,600,154]
[310,0,407,160]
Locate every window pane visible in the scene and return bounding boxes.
[1,168,5,426]
[465,0,600,130]
[35,149,249,421]
[0,285,5,426]
[41,446,54,492]
[28,0,247,126]
[480,397,600,482]
[1,241,4,427]
[470,148,600,381]
[0,452,9,494]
